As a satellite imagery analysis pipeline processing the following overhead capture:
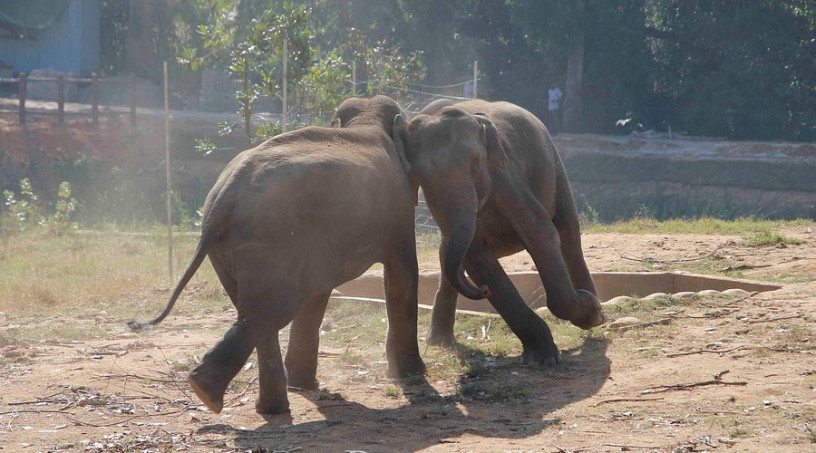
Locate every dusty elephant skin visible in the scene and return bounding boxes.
[394,99,607,365]
[128,95,425,415]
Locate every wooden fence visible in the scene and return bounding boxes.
[0,73,137,126]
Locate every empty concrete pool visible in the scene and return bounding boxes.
[333,271,780,314]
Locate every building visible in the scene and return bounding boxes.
[0,0,100,77]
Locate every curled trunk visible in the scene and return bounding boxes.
[427,187,489,300]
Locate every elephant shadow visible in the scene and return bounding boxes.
[217,336,610,452]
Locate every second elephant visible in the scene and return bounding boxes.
[394,99,607,365]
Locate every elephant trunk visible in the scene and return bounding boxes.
[429,187,489,300]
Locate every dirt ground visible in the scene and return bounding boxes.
[2,226,815,452]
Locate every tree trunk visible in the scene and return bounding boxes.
[563,0,585,132]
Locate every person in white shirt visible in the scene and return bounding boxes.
[547,84,563,135]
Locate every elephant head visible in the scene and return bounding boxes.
[333,95,414,177]
[393,107,507,300]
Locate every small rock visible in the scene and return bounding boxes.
[698,290,721,297]
[643,292,668,300]
[672,291,697,299]
[723,288,750,297]
[603,296,633,306]
[609,317,641,328]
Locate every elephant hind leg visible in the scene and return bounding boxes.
[285,290,331,391]
[188,318,255,414]
[255,328,289,414]
[234,254,304,415]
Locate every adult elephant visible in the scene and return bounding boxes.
[393,99,606,365]
[129,96,424,415]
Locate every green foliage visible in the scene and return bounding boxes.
[179,1,429,150]
[744,230,805,247]
[300,51,351,121]
[2,179,77,236]
[51,182,79,236]
[4,178,43,232]
[182,2,313,145]
[104,0,816,141]
[360,41,426,98]
[643,0,816,140]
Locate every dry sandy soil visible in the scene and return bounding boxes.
[2,227,815,452]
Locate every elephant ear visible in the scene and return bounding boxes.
[392,113,419,205]
[474,114,508,169]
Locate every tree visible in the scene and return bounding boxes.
[509,0,652,132]
[645,0,816,139]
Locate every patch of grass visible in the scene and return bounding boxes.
[322,301,387,348]
[405,374,425,386]
[583,217,815,235]
[0,230,220,319]
[338,350,366,366]
[453,313,520,357]
[777,325,815,349]
[729,427,752,438]
[384,384,401,398]
[168,354,199,372]
[708,414,742,429]
[416,231,441,262]
[423,348,468,384]
[743,230,805,246]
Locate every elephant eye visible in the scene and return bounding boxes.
[471,159,480,174]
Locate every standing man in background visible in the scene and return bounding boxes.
[464,79,474,99]
[547,83,563,135]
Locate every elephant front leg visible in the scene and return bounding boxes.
[383,236,426,378]
[426,273,459,347]
[464,242,560,366]
[284,291,331,391]
[188,319,255,414]
[495,180,606,330]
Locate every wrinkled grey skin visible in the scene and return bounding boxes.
[393,99,606,365]
[129,96,425,415]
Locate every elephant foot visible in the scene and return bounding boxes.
[521,341,561,367]
[426,329,457,349]
[286,372,319,392]
[569,290,608,330]
[188,367,230,414]
[387,354,427,379]
[255,396,291,415]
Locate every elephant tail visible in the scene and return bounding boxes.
[126,237,210,331]
[127,167,241,331]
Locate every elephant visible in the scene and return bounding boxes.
[392,99,607,365]
[128,95,425,415]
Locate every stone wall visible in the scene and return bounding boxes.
[557,135,816,221]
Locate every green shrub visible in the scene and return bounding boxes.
[2,178,77,236]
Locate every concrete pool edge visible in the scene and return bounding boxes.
[333,271,781,314]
